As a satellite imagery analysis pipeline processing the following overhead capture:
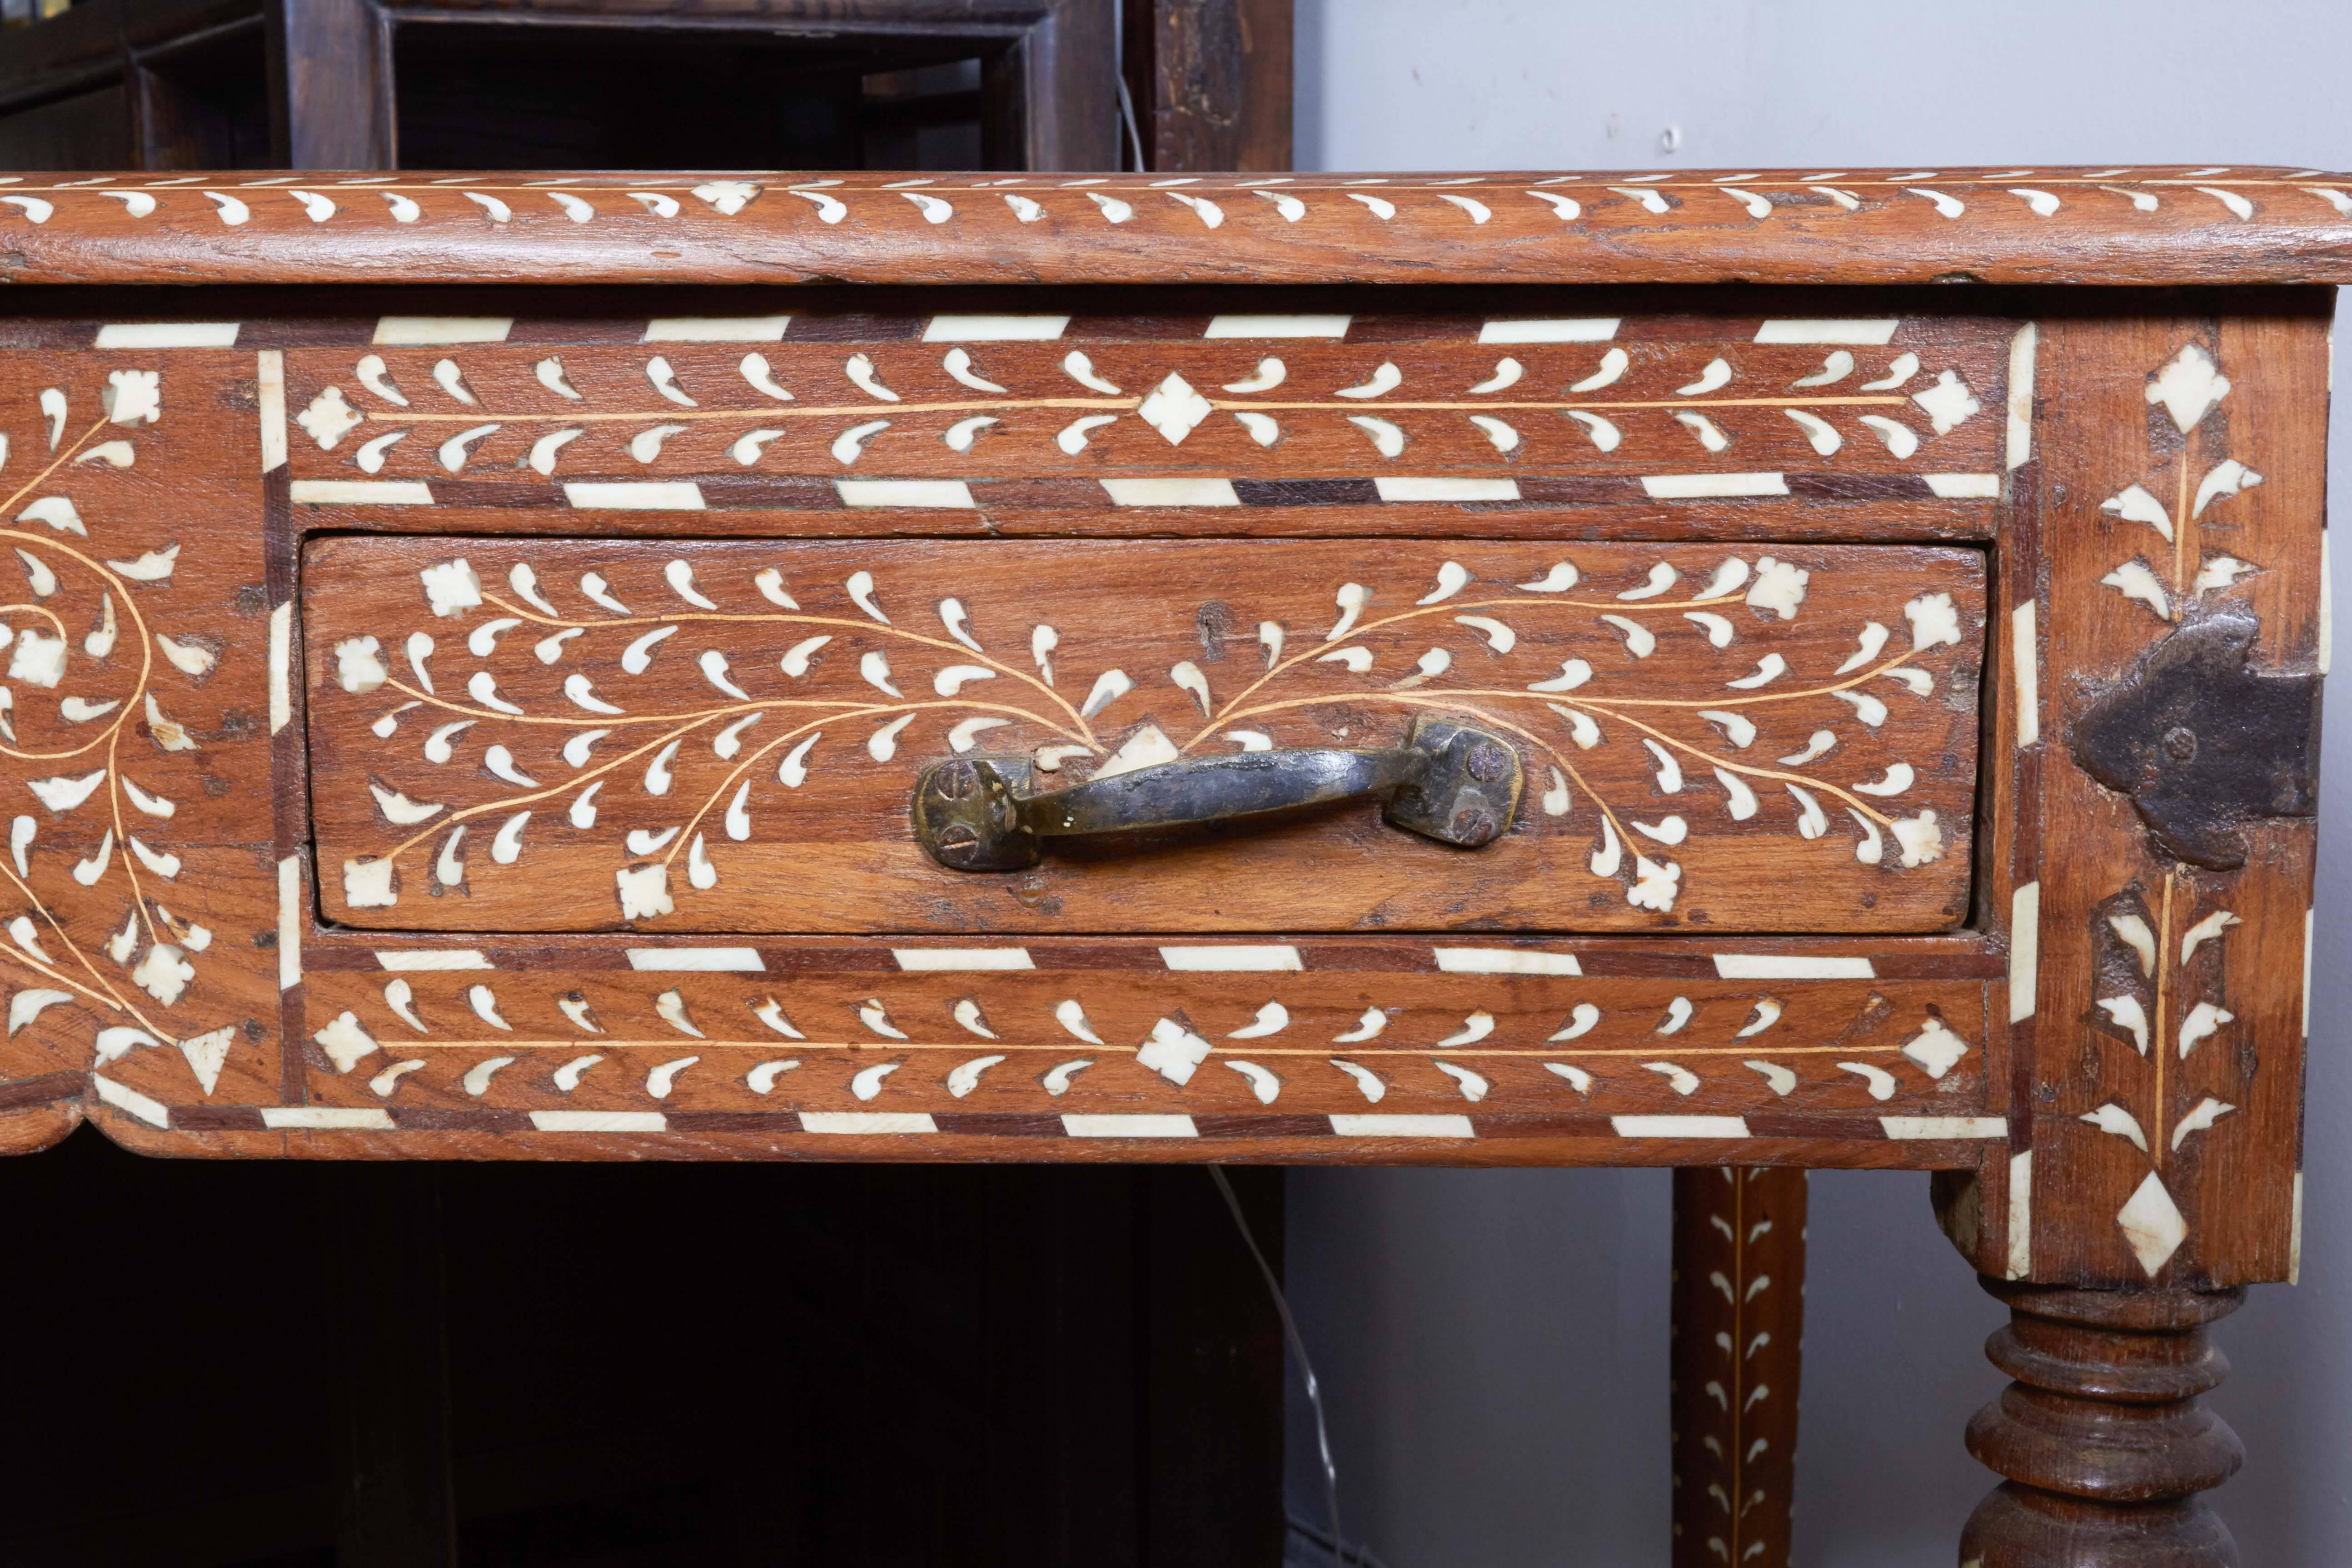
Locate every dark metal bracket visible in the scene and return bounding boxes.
[2068,611,2321,871]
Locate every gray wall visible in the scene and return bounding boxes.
[1282,3,2350,1562]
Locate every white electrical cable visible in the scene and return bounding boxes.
[1111,0,1146,170]
[1116,74,1146,172]
[1209,1165,1362,1567]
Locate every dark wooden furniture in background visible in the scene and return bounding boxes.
[1121,0,1286,173]
[3,1126,1284,1566]
[0,0,1290,171]
[0,10,1299,1564]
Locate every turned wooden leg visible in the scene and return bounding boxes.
[1962,1277,2245,1568]
[1671,1167,1806,1568]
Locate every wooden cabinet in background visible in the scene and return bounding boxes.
[0,0,1290,172]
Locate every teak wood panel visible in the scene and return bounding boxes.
[0,265,2320,1310]
[301,536,1984,935]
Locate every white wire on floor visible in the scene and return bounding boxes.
[1209,1165,1377,1568]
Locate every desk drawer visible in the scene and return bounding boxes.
[303,534,1983,935]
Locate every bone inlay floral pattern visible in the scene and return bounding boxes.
[302,538,1983,935]
[280,329,1999,493]
[0,359,259,1103]
[2028,330,2316,1287]
[285,962,1991,1130]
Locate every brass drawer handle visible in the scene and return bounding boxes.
[912,715,1523,871]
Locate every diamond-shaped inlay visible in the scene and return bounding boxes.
[1909,369,1981,434]
[1138,373,1213,445]
[2116,1170,2188,1278]
[297,386,361,450]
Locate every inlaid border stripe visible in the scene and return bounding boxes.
[259,363,303,1104]
[127,1105,2005,1147]
[256,347,287,471]
[2011,604,2040,747]
[836,479,976,508]
[1374,477,1520,502]
[267,602,292,735]
[1204,314,1351,338]
[1478,318,1619,343]
[2009,881,2041,1022]
[375,949,494,971]
[95,322,239,348]
[643,316,790,342]
[2005,323,2038,470]
[563,481,706,510]
[291,479,434,505]
[296,939,1989,978]
[91,1074,169,1127]
[1754,319,1899,345]
[625,948,765,971]
[892,947,1036,971]
[1330,1114,1475,1138]
[1712,954,1876,980]
[1159,945,1303,971]
[921,314,1069,341]
[1880,1116,2008,1139]
[275,472,2002,514]
[373,316,513,345]
[801,1110,938,1134]
[531,1109,666,1132]
[1433,947,1581,975]
[263,1106,395,1130]
[1100,478,1240,507]
[1611,1114,1749,1137]
[1640,473,1790,498]
[2006,1149,2033,1279]
[277,855,302,991]
[1063,1114,1198,1138]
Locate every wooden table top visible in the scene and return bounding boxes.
[0,166,2342,285]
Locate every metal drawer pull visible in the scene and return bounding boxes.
[912,715,1523,871]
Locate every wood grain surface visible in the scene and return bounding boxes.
[1961,1278,2247,1566]
[1980,308,2325,1293]
[0,288,2026,1178]
[0,250,2314,1322]
[302,536,1984,935]
[0,169,2317,1568]
[0,169,2342,287]
[266,301,2014,543]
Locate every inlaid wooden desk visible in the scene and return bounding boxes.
[0,168,2340,1564]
